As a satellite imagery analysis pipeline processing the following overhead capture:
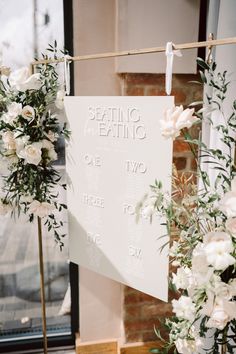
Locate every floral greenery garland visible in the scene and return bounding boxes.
[0,45,69,249]
[141,58,236,354]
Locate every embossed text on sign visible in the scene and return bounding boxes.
[65,97,173,301]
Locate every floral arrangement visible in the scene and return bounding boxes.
[142,58,236,353]
[0,46,69,249]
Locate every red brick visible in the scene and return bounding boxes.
[173,157,187,170]
[173,139,191,153]
[191,157,197,171]
[126,86,144,96]
[124,319,158,332]
[171,89,187,105]
[147,87,166,96]
[125,73,165,86]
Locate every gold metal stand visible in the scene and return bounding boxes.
[221,344,227,354]
[37,216,48,354]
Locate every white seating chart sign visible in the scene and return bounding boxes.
[65,96,173,301]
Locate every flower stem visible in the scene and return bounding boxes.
[183,130,208,193]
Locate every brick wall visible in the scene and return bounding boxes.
[120,73,203,343]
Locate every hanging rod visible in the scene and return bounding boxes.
[31,36,236,66]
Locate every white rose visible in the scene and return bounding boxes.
[203,232,235,271]
[55,90,65,109]
[206,299,236,330]
[160,105,198,139]
[2,131,16,150]
[172,267,192,290]
[219,177,236,217]
[172,296,196,321]
[28,200,54,218]
[18,142,42,166]
[22,105,35,121]
[2,102,22,124]
[9,67,41,91]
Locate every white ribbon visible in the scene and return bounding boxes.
[64,55,72,96]
[165,42,182,95]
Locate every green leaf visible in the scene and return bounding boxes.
[199,70,207,83]
[197,57,210,70]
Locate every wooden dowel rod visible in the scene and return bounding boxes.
[31,36,236,66]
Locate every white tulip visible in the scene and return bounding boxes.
[160,105,198,139]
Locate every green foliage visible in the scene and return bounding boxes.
[0,44,70,248]
[144,58,236,353]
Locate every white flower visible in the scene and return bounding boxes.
[175,337,203,354]
[2,131,16,150]
[219,177,236,217]
[55,90,65,109]
[42,139,58,161]
[206,299,236,330]
[160,105,198,139]
[203,232,235,271]
[18,142,42,166]
[44,130,58,142]
[28,200,54,218]
[47,148,57,161]
[2,102,22,124]
[172,296,196,321]
[0,200,11,216]
[22,105,35,121]
[225,217,236,237]
[9,67,41,91]
[172,267,192,290]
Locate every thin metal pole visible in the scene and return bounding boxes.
[37,216,48,354]
[30,36,236,66]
